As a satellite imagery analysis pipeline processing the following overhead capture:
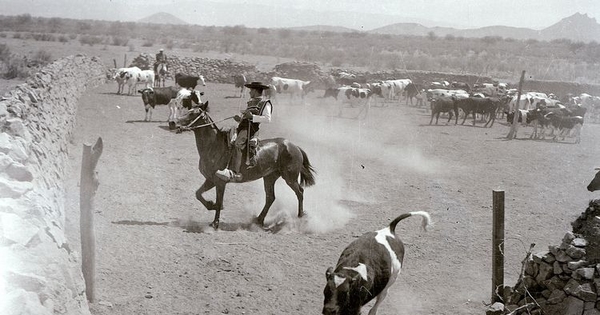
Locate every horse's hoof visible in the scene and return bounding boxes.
[209,221,219,229]
[252,217,265,227]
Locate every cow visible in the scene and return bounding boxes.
[111,66,142,95]
[587,168,600,192]
[430,97,458,125]
[137,86,181,121]
[454,97,499,127]
[233,74,247,98]
[169,88,203,130]
[474,82,507,97]
[544,112,584,143]
[175,73,206,89]
[382,79,412,101]
[323,87,341,100]
[271,76,313,100]
[404,83,424,106]
[322,211,431,315]
[136,70,155,90]
[426,89,468,101]
[450,81,471,93]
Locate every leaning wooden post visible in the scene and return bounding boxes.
[80,137,103,303]
[123,54,127,68]
[506,70,526,139]
[113,59,117,69]
[492,190,505,303]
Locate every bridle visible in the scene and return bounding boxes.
[179,106,235,131]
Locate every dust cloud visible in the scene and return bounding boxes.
[238,97,442,234]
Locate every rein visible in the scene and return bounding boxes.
[182,112,235,130]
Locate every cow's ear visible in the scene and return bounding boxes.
[138,90,143,93]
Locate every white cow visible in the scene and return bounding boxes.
[271,76,313,100]
[111,66,141,95]
[426,89,469,101]
[136,70,155,90]
[382,79,412,100]
[475,83,508,97]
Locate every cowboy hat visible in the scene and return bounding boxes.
[244,81,270,90]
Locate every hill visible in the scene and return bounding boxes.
[287,25,356,33]
[138,12,188,25]
[368,12,600,42]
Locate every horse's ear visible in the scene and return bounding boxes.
[201,101,209,111]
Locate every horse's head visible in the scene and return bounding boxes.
[177,100,211,131]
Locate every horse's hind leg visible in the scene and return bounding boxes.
[256,174,279,226]
[284,174,306,218]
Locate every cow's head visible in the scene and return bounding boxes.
[322,267,360,315]
[181,90,204,110]
[138,88,155,106]
[303,81,315,94]
[588,168,600,192]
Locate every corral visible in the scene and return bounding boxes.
[2,44,600,314]
[66,76,599,314]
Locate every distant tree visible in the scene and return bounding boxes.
[257,27,270,35]
[427,31,437,41]
[445,34,455,41]
[278,29,291,39]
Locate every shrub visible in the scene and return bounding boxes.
[4,56,28,79]
[32,49,53,66]
[0,33,6,38]
[69,33,77,40]
[112,36,129,46]
[142,39,154,47]
[0,44,10,63]
[13,32,21,39]
[79,35,103,46]
[58,35,68,43]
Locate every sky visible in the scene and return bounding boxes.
[0,0,599,30]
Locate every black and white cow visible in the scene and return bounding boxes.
[587,168,600,192]
[544,112,584,143]
[138,86,181,121]
[322,211,431,315]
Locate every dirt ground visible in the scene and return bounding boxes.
[56,79,600,315]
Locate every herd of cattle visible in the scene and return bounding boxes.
[106,66,600,144]
[103,65,600,314]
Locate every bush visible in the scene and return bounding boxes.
[0,33,6,38]
[112,36,129,46]
[0,44,10,63]
[31,49,53,66]
[13,32,21,39]
[79,35,103,46]
[58,35,68,43]
[3,56,28,79]
[142,39,154,47]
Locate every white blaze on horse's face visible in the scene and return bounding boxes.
[199,75,206,86]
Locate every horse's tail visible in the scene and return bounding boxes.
[299,147,316,187]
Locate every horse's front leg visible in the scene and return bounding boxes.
[195,180,217,211]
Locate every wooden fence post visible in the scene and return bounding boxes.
[113,59,117,69]
[492,190,505,303]
[123,54,127,68]
[506,70,526,139]
[80,137,103,303]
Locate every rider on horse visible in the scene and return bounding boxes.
[215,81,272,182]
[154,48,167,73]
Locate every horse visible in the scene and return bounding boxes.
[178,101,316,229]
[155,62,168,87]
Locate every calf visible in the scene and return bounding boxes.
[544,112,584,143]
[323,87,341,100]
[138,86,181,121]
[430,97,458,125]
[323,211,431,315]
[587,168,600,192]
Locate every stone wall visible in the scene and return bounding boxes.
[0,55,106,314]
[489,200,600,315]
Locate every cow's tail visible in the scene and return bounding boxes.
[389,211,432,234]
[299,147,316,187]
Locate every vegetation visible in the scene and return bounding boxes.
[0,14,599,83]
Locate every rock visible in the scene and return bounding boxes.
[569,260,589,270]
[564,296,585,315]
[576,268,595,280]
[1,212,39,246]
[0,289,52,315]
[567,245,586,259]
[486,302,504,315]
[547,289,567,304]
[537,261,555,283]
[573,238,588,247]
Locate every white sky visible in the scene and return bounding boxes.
[1,0,599,30]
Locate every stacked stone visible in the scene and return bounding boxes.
[0,54,106,315]
[491,200,600,315]
[129,53,152,70]
[157,56,257,84]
